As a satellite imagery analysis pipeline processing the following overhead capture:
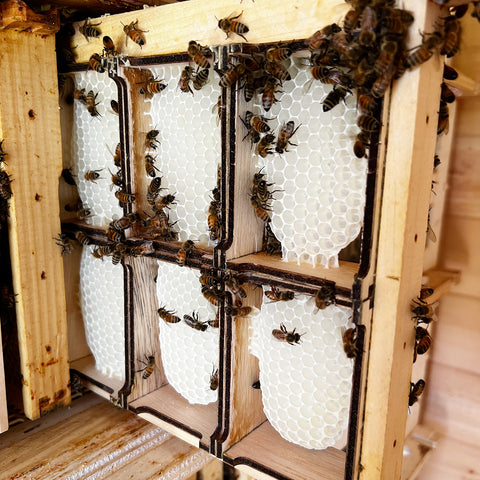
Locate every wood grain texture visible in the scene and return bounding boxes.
[0,30,70,419]
[225,421,345,480]
[130,384,219,449]
[359,1,444,478]
[0,400,213,480]
[69,0,349,63]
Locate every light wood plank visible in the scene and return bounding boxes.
[225,421,345,480]
[69,0,349,63]
[359,1,444,477]
[439,216,480,299]
[130,384,219,449]
[0,29,70,419]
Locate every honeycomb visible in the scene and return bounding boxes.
[142,63,221,244]
[250,54,367,268]
[79,245,125,380]
[156,261,219,404]
[249,290,354,449]
[71,71,124,227]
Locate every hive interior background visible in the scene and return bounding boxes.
[140,62,221,245]
[71,71,123,227]
[249,53,367,268]
[79,245,125,380]
[156,261,219,405]
[250,291,354,449]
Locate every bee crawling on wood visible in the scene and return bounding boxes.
[265,286,295,302]
[102,36,118,57]
[122,19,147,48]
[313,285,335,311]
[80,19,101,42]
[217,11,249,41]
[187,40,212,69]
[411,298,438,325]
[272,323,305,345]
[137,355,156,379]
[54,233,73,255]
[408,379,425,407]
[88,53,105,73]
[176,239,195,266]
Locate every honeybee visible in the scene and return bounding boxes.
[264,60,291,82]
[275,121,300,154]
[314,285,335,310]
[261,77,278,112]
[0,171,12,200]
[110,212,139,231]
[80,19,101,42]
[310,66,351,87]
[322,85,350,112]
[209,367,219,391]
[200,271,218,289]
[115,189,136,205]
[102,36,117,57]
[158,306,181,324]
[359,6,377,46]
[250,195,271,223]
[193,68,210,90]
[144,154,159,177]
[405,32,443,69]
[86,90,101,117]
[217,11,249,41]
[140,76,167,96]
[265,287,295,302]
[92,244,113,259]
[357,114,380,132]
[343,9,360,38]
[184,311,208,331]
[207,317,220,328]
[111,243,127,265]
[266,47,292,63]
[202,285,223,306]
[419,287,434,301]
[441,82,455,104]
[411,298,438,324]
[127,240,155,257]
[208,209,221,241]
[245,111,273,133]
[306,23,341,51]
[255,134,275,158]
[342,327,357,358]
[178,66,194,94]
[61,168,76,186]
[145,129,160,150]
[212,95,223,124]
[74,88,87,104]
[408,379,425,406]
[353,131,370,159]
[109,168,123,189]
[226,305,254,317]
[373,40,397,77]
[225,273,247,299]
[75,230,90,246]
[84,169,103,183]
[54,233,72,255]
[88,53,104,73]
[107,227,124,243]
[147,177,163,204]
[110,142,121,167]
[241,116,261,145]
[415,326,432,356]
[264,223,282,255]
[176,240,195,266]
[357,94,376,114]
[123,19,147,47]
[437,101,449,135]
[137,355,155,379]
[187,40,211,69]
[155,194,176,210]
[441,16,461,58]
[272,323,305,345]
[219,63,246,88]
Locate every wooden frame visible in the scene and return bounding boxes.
[1,0,465,478]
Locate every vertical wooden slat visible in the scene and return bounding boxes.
[359,1,443,478]
[0,30,70,419]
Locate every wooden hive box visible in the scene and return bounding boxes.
[0,0,473,478]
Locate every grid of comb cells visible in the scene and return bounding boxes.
[156,261,218,404]
[71,71,123,227]
[79,245,125,380]
[249,292,354,449]
[144,63,221,244]
[252,55,366,268]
